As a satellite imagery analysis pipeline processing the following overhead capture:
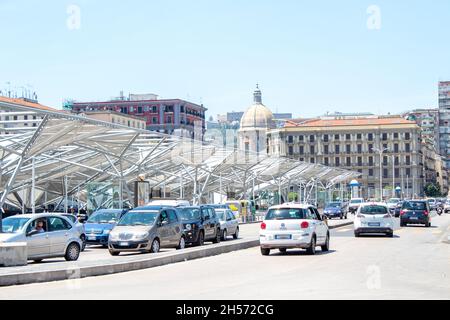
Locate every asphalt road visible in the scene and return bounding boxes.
[1,214,449,299]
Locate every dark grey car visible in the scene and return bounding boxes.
[108,206,186,256]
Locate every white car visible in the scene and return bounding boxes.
[443,200,450,214]
[259,203,330,256]
[147,199,190,207]
[348,198,365,214]
[354,202,394,237]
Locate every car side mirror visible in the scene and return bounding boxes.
[160,220,168,226]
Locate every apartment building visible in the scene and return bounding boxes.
[267,115,423,199]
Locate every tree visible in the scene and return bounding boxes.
[288,192,298,202]
[424,183,441,198]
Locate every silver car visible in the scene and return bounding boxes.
[0,214,83,262]
[108,206,186,256]
[215,208,239,241]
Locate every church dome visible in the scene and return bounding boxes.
[240,86,275,129]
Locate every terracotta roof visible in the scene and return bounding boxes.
[0,96,57,112]
[284,117,416,128]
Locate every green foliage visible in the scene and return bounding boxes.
[424,183,441,197]
[288,192,298,202]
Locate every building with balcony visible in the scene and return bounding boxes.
[0,95,54,135]
[438,81,450,168]
[267,115,424,199]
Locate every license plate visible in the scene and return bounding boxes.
[87,236,96,241]
[119,242,129,246]
[368,223,380,227]
[410,217,419,220]
[275,234,292,240]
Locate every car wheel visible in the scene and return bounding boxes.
[321,234,330,252]
[426,222,431,228]
[400,221,406,227]
[176,236,186,250]
[65,242,80,261]
[387,232,394,238]
[261,248,270,256]
[306,236,316,255]
[221,229,227,241]
[33,259,43,263]
[150,238,160,253]
[233,227,239,239]
[279,248,287,254]
[354,232,360,238]
[196,231,205,246]
[212,228,221,243]
[109,250,120,256]
[340,215,344,220]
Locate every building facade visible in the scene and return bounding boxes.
[238,86,276,155]
[67,93,207,139]
[80,111,147,130]
[0,96,52,135]
[267,115,423,199]
[438,81,450,168]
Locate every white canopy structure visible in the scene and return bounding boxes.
[0,98,360,218]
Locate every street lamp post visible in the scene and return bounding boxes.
[372,147,389,201]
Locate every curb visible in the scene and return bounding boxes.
[0,238,260,287]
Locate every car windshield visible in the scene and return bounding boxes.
[265,208,307,220]
[117,211,158,226]
[360,205,388,214]
[178,208,201,221]
[1,217,30,233]
[327,202,341,208]
[351,199,363,204]
[403,202,427,210]
[87,211,121,224]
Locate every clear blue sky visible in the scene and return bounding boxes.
[1,0,450,118]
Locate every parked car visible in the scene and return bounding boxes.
[426,198,437,211]
[215,208,240,241]
[176,206,222,246]
[259,203,330,256]
[354,203,394,237]
[0,214,83,262]
[400,200,432,227]
[393,201,404,218]
[347,198,364,214]
[323,202,347,219]
[443,199,450,214]
[387,198,401,214]
[108,206,185,256]
[61,213,86,251]
[84,209,127,247]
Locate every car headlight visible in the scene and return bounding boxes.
[109,233,119,241]
[134,232,149,240]
[185,224,192,231]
